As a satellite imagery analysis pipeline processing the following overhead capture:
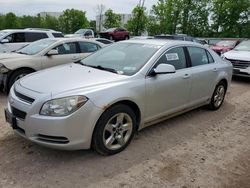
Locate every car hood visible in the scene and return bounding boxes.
[19,63,128,94]
[0,53,29,61]
[224,50,250,61]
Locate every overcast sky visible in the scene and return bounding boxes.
[0,0,158,19]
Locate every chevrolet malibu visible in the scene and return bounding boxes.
[5,40,232,155]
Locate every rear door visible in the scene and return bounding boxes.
[186,46,218,106]
[41,42,80,69]
[145,46,193,122]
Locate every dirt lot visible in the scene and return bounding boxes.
[0,77,249,188]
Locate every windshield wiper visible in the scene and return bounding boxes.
[82,64,118,74]
[16,51,28,55]
[74,61,118,74]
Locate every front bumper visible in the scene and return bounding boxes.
[5,85,104,150]
[233,68,250,78]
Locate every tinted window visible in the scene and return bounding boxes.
[96,39,113,44]
[156,47,187,70]
[25,32,48,42]
[84,31,92,36]
[79,42,100,53]
[54,42,78,54]
[52,33,64,38]
[5,33,25,43]
[187,47,209,67]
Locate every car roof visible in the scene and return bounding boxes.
[121,39,200,47]
[1,29,61,33]
[42,37,105,46]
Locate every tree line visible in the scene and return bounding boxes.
[0,0,249,38]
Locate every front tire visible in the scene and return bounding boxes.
[7,69,33,92]
[92,104,136,155]
[208,81,227,110]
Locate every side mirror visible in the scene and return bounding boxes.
[47,49,58,56]
[150,64,176,76]
[1,39,9,43]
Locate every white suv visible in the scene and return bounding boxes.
[0,28,63,53]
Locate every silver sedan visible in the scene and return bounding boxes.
[5,39,233,155]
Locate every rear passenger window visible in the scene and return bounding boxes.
[54,42,78,54]
[52,33,64,38]
[206,51,214,63]
[187,47,209,67]
[96,39,112,44]
[79,42,100,53]
[25,32,48,42]
[156,47,187,70]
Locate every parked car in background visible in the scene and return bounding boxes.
[131,36,154,40]
[154,34,199,43]
[65,29,95,38]
[211,40,240,55]
[222,40,250,78]
[207,39,222,47]
[0,38,104,91]
[99,28,130,41]
[0,28,63,53]
[5,39,232,155]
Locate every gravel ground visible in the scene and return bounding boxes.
[0,77,249,188]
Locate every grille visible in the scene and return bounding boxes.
[227,58,250,69]
[14,89,35,104]
[11,107,27,120]
[37,134,69,144]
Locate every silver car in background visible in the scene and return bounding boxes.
[0,38,104,91]
[5,40,232,155]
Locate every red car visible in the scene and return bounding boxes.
[99,28,130,41]
[211,40,240,55]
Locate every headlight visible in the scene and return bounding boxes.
[0,63,10,73]
[40,96,88,116]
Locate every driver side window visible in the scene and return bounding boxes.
[155,47,187,70]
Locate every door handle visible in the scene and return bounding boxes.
[213,68,218,72]
[183,74,191,79]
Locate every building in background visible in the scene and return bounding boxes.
[38,12,63,18]
[96,13,132,31]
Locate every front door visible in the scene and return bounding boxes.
[145,47,192,122]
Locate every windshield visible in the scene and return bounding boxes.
[234,40,250,51]
[80,42,161,76]
[105,28,116,32]
[216,40,236,47]
[16,39,57,55]
[0,31,7,38]
[75,29,87,34]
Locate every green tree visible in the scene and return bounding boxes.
[182,0,210,37]
[211,0,250,37]
[149,0,182,35]
[103,9,121,29]
[126,6,148,36]
[4,12,19,29]
[0,15,5,30]
[42,15,59,30]
[58,9,89,34]
[19,15,43,28]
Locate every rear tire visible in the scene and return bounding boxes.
[92,104,136,155]
[7,69,33,92]
[208,81,227,110]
